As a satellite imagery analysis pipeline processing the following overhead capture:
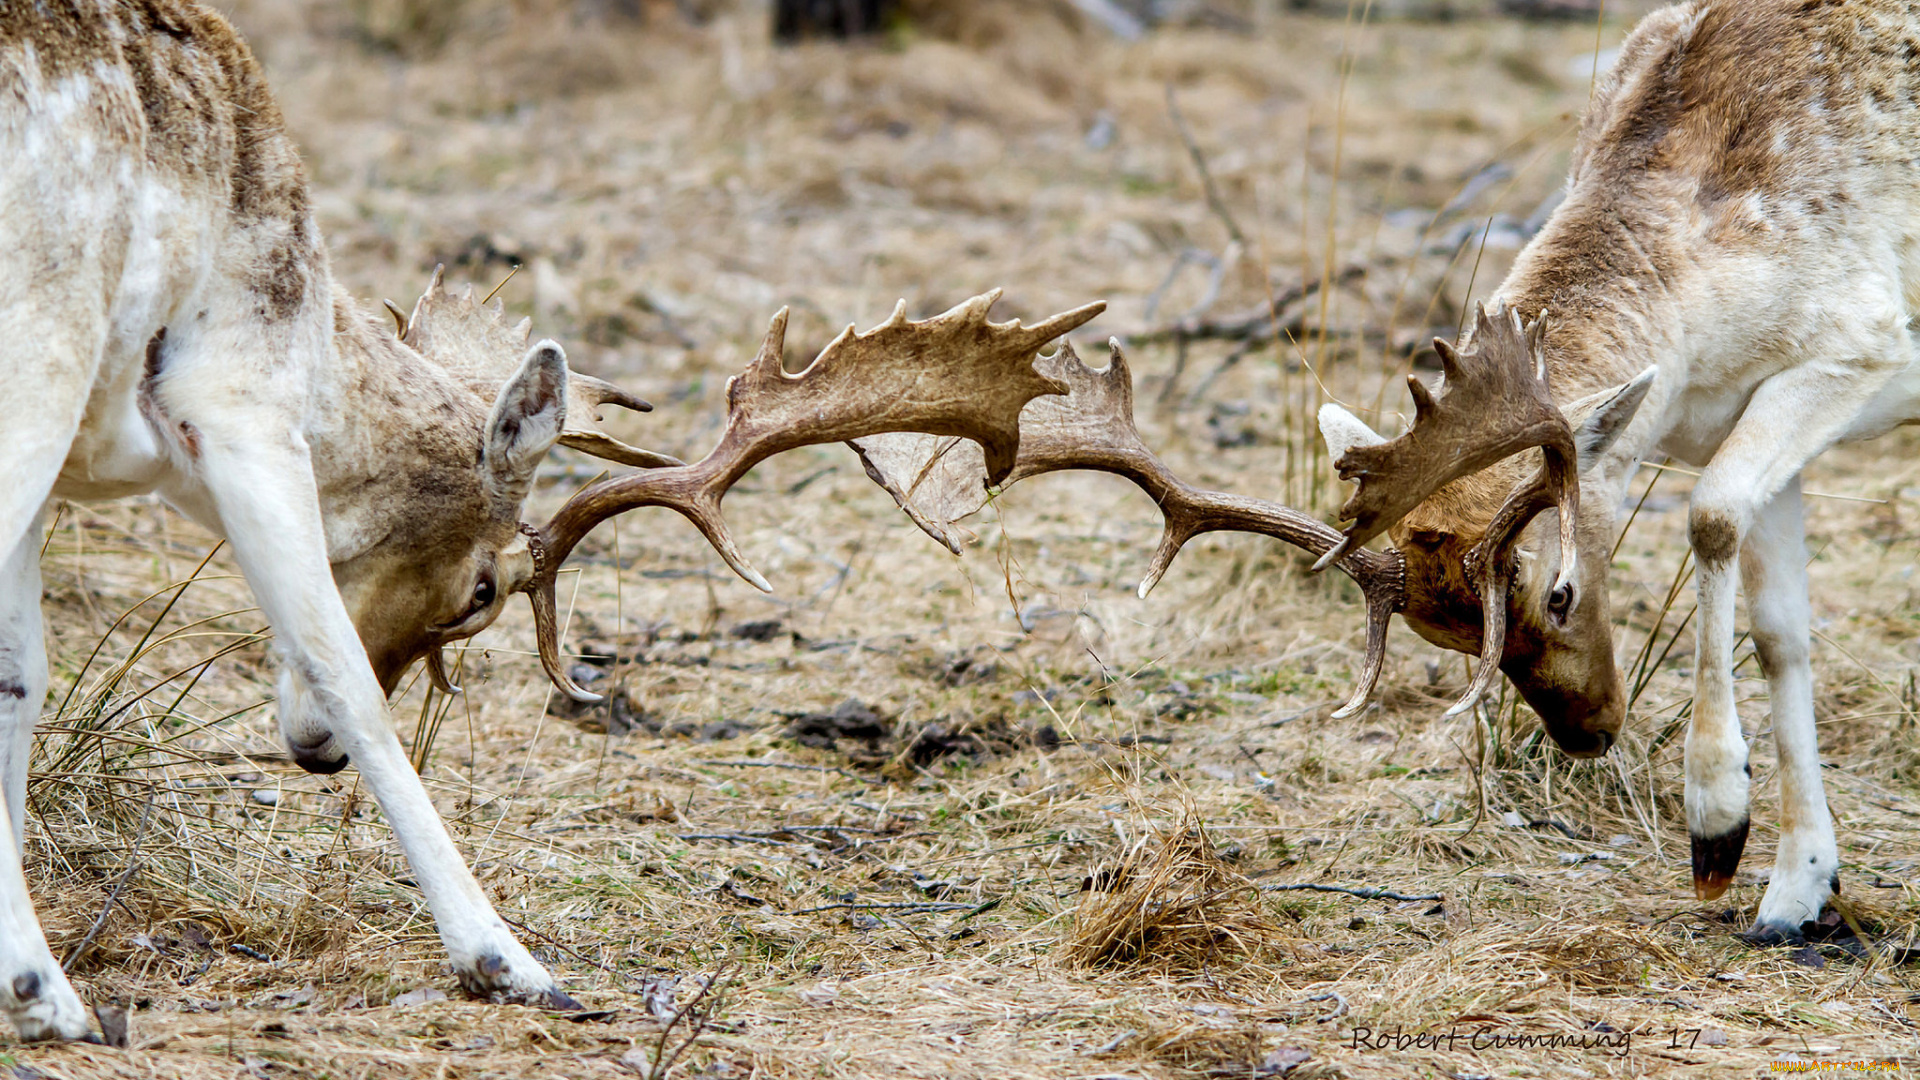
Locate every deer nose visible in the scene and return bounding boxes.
[1547,723,1613,758]
[1522,686,1621,758]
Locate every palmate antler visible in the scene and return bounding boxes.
[1320,303,1577,715]
[511,292,1106,701]
[855,340,1407,720]
[858,303,1575,719]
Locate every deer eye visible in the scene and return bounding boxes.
[470,576,496,613]
[1547,582,1574,619]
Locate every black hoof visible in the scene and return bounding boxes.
[1690,816,1750,900]
[540,987,584,1011]
[1742,909,1857,951]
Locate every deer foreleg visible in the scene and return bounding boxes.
[1737,479,1838,941]
[0,329,103,1041]
[1685,498,1751,900]
[0,523,89,1043]
[0,506,47,851]
[190,432,573,1007]
[1683,339,1902,904]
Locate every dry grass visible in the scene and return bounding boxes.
[1063,811,1292,971]
[9,1,1920,1077]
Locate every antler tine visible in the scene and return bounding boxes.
[857,338,1408,716]
[1323,303,1575,567]
[556,374,686,470]
[517,293,1106,702]
[426,648,462,695]
[1329,584,1396,720]
[402,263,678,471]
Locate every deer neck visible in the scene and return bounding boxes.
[1493,181,1694,498]
[1498,184,1685,393]
[1396,182,1696,560]
[303,289,492,565]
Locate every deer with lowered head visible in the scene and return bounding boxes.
[0,0,1101,1041]
[865,0,1920,947]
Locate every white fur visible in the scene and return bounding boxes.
[1490,0,1920,935]
[0,10,569,1040]
[1316,402,1387,461]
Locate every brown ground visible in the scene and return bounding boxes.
[12,2,1920,1077]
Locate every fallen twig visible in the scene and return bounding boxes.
[635,962,738,1080]
[698,759,874,785]
[791,901,979,915]
[63,788,155,972]
[1166,84,1246,246]
[677,833,797,847]
[1134,264,1367,347]
[1263,883,1442,902]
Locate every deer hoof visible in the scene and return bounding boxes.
[1690,816,1749,901]
[4,967,95,1043]
[458,951,577,1010]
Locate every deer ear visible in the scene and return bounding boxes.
[1565,366,1656,472]
[1318,402,1386,463]
[483,340,569,509]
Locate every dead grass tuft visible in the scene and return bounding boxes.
[1064,812,1290,971]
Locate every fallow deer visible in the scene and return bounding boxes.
[0,0,1101,1041]
[862,0,1919,949]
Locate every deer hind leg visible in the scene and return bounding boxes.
[1684,336,1904,905]
[165,337,572,1008]
[1734,479,1838,943]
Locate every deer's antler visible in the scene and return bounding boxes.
[1320,303,1577,715]
[514,292,1106,701]
[855,340,1406,720]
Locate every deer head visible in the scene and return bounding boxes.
[322,267,667,700]
[1316,305,1653,755]
[856,304,1653,757]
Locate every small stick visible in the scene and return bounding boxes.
[698,759,873,785]
[1306,991,1349,1020]
[481,262,521,305]
[790,901,979,915]
[1263,883,1441,903]
[63,789,155,972]
[676,833,797,847]
[646,962,738,1080]
[1166,85,1247,246]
